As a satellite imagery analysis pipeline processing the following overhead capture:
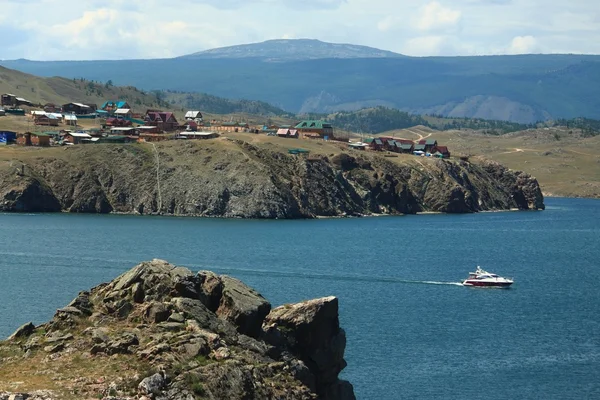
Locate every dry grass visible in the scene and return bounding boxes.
[376,126,600,198]
[3,111,599,198]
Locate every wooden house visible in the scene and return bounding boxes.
[63,132,92,144]
[370,138,384,151]
[185,111,203,122]
[101,101,131,113]
[432,145,451,158]
[418,139,438,153]
[114,108,133,118]
[212,121,250,132]
[63,114,78,126]
[144,111,179,131]
[63,102,92,115]
[276,128,299,138]
[294,120,334,139]
[34,113,59,126]
[414,143,426,152]
[17,132,51,146]
[1,94,17,107]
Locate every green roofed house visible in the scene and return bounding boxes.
[294,120,334,139]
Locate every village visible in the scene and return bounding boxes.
[0,93,451,158]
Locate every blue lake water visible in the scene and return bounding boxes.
[1,197,599,399]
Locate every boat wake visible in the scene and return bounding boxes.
[417,281,464,286]
[196,265,464,287]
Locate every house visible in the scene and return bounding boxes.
[184,111,203,122]
[212,121,250,132]
[369,138,384,151]
[62,102,92,115]
[114,108,133,118]
[144,111,179,131]
[2,94,32,107]
[294,120,334,139]
[101,101,131,113]
[16,132,51,146]
[44,103,61,113]
[398,143,414,153]
[418,139,438,153]
[414,143,426,152]
[1,94,17,106]
[432,145,451,158]
[348,142,367,150]
[34,113,59,126]
[178,131,219,140]
[105,117,132,127]
[63,132,92,144]
[63,114,78,126]
[184,121,198,131]
[276,128,299,138]
[109,127,140,136]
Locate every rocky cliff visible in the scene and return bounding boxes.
[0,139,544,217]
[0,259,354,400]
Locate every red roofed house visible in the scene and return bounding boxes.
[144,111,179,132]
[432,145,451,158]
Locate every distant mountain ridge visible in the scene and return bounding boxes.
[182,39,404,61]
[2,39,600,123]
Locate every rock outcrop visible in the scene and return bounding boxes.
[0,140,544,218]
[0,260,355,400]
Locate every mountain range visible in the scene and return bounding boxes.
[2,39,600,123]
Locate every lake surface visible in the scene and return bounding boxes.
[1,197,599,399]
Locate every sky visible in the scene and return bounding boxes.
[0,0,598,60]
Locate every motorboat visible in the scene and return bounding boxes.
[462,266,513,288]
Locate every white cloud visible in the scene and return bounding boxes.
[0,0,598,59]
[413,2,462,32]
[507,35,539,54]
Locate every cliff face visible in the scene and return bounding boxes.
[0,259,355,400]
[0,140,544,217]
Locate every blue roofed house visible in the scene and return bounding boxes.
[101,100,131,114]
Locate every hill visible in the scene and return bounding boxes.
[0,65,168,110]
[0,66,290,119]
[182,38,404,60]
[2,40,600,122]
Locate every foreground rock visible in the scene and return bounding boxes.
[0,260,355,400]
[0,140,544,217]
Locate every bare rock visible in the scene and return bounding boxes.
[138,372,166,396]
[216,276,271,339]
[263,296,353,398]
[7,322,35,341]
[144,302,171,323]
[197,271,223,312]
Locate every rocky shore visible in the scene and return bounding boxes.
[0,260,354,400]
[0,140,544,217]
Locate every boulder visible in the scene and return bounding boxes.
[216,276,271,339]
[197,271,223,312]
[138,372,167,396]
[7,322,35,341]
[144,302,171,323]
[263,296,352,398]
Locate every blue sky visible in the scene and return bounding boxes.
[0,0,598,60]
